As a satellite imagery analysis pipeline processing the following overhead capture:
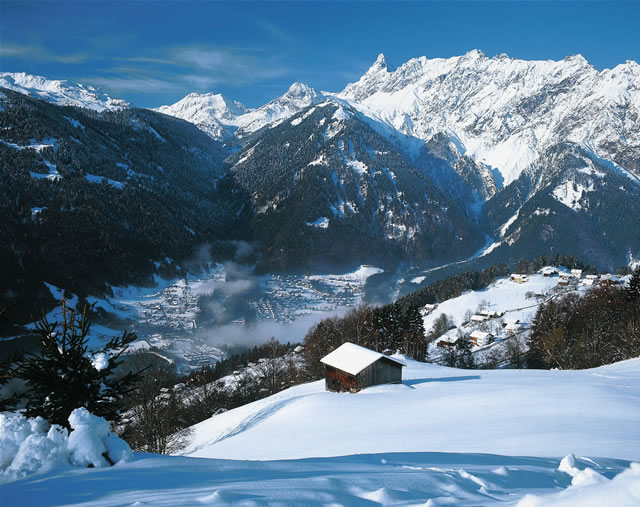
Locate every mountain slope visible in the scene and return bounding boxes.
[0,72,129,111]
[152,51,640,269]
[480,142,640,269]
[228,100,484,271]
[155,92,248,139]
[0,88,248,315]
[337,51,640,189]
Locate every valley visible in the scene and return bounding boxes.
[81,264,386,372]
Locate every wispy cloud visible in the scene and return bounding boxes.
[163,46,290,87]
[0,43,89,64]
[250,17,293,45]
[182,74,223,89]
[116,56,177,66]
[86,77,182,93]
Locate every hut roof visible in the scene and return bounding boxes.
[320,342,405,376]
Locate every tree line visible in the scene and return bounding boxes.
[528,267,640,369]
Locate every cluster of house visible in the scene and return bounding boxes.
[556,270,620,288]
[511,268,622,290]
[435,316,524,350]
[138,283,200,331]
[470,309,503,323]
[251,275,362,324]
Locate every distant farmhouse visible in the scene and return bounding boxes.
[321,342,405,393]
[600,274,621,287]
[420,303,438,317]
[469,330,494,347]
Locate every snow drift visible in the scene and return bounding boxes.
[0,408,131,483]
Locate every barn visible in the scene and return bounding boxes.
[320,342,405,393]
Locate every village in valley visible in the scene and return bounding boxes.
[85,265,382,371]
[423,266,626,365]
[80,260,630,374]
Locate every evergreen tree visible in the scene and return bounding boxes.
[9,300,143,427]
[455,336,475,369]
[627,267,640,302]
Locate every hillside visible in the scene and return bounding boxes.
[0,88,249,318]
[2,358,639,505]
[159,51,640,271]
[184,357,640,461]
[228,100,484,271]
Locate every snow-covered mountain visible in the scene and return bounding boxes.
[155,92,248,139]
[226,100,484,270]
[336,50,640,189]
[0,72,129,111]
[156,82,324,140]
[3,51,640,272]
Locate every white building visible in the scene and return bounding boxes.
[469,331,494,347]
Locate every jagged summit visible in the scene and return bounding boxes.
[461,48,486,60]
[337,50,640,187]
[155,81,325,139]
[286,81,315,96]
[164,92,248,116]
[154,91,249,139]
[370,53,391,72]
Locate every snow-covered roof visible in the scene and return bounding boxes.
[470,331,492,339]
[320,342,405,376]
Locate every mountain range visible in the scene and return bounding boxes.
[1,50,639,311]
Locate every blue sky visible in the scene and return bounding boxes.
[1,1,639,108]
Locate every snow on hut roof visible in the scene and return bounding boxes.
[320,342,405,376]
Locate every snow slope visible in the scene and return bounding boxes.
[421,271,580,333]
[154,92,248,139]
[0,72,129,111]
[3,358,638,505]
[184,357,640,462]
[2,451,636,506]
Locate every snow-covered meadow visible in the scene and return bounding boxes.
[2,357,639,505]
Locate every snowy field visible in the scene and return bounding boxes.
[3,451,637,506]
[185,357,640,462]
[4,357,638,505]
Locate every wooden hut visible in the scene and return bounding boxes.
[320,342,405,393]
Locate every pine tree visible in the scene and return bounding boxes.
[455,337,475,369]
[626,267,640,302]
[10,300,143,428]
